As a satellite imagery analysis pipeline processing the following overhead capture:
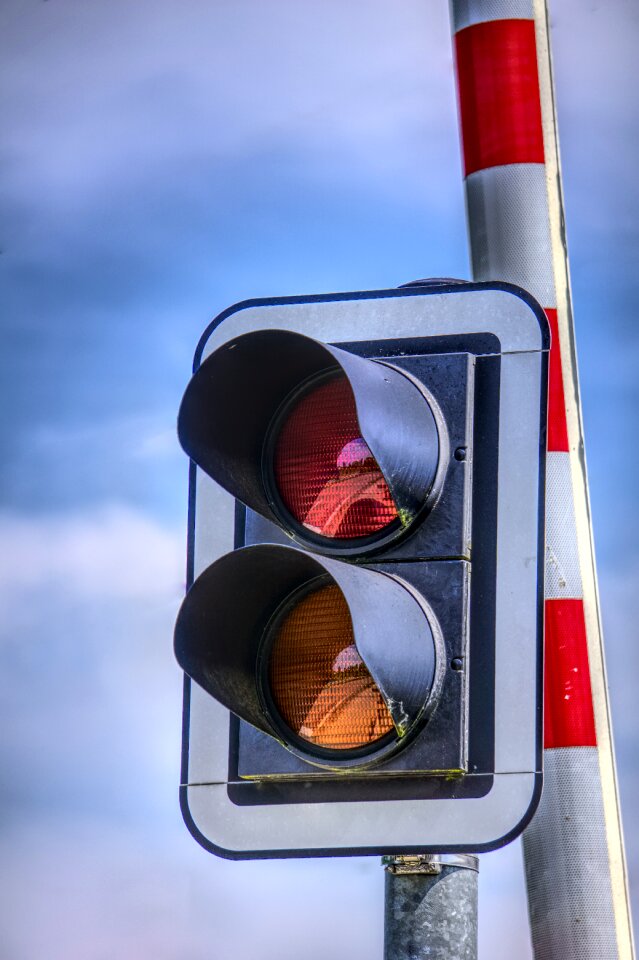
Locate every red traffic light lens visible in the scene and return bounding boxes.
[268,582,394,751]
[272,374,398,540]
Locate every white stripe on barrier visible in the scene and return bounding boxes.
[450,0,533,33]
[465,164,556,308]
[545,452,582,600]
[523,747,617,959]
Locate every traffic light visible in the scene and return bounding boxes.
[174,280,549,858]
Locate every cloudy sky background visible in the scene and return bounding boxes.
[1,1,637,957]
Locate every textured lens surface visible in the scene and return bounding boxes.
[268,583,394,750]
[273,374,397,539]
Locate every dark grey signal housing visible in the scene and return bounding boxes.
[176,340,475,779]
[178,329,445,557]
[175,544,442,771]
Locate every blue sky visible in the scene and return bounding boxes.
[1,1,637,957]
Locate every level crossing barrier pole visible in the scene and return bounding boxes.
[448,1,634,957]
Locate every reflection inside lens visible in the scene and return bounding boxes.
[268,583,394,750]
[273,374,398,539]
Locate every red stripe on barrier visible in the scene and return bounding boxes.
[546,308,570,452]
[544,598,596,748]
[455,19,544,176]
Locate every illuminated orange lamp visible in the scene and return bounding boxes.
[268,583,394,750]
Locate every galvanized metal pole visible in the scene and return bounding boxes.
[383,854,479,960]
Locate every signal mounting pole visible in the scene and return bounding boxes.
[384,855,478,960]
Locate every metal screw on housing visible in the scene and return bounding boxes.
[383,854,479,959]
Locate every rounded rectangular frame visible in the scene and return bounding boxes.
[179,280,549,858]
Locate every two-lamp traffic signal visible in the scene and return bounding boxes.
[174,280,549,858]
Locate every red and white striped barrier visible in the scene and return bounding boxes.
[449,1,634,956]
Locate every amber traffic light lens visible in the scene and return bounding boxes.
[272,374,398,540]
[267,582,394,751]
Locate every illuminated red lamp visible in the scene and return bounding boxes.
[272,374,398,540]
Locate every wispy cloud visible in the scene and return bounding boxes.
[0,505,184,602]
[0,505,186,827]
[0,0,459,223]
